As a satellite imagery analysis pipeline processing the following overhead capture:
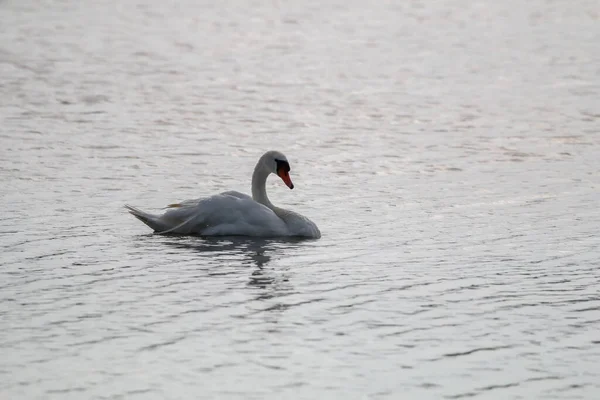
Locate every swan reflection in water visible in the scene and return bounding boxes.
[147,235,307,295]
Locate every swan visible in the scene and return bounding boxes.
[125,150,321,238]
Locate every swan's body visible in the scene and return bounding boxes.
[125,151,321,239]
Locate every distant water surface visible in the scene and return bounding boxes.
[1,0,599,399]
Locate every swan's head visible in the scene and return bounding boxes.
[261,150,294,190]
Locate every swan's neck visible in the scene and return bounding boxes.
[252,163,275,210]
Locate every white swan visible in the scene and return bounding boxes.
[125,150,321,238]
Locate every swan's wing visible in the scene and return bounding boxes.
[219,190,253,201]
[165,198,201,209]
[165,191,250,209]
[160,192,287,236]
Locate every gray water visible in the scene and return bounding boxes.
[1,0,600,398]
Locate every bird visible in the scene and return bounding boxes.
[125,150,321,238]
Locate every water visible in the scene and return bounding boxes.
[1,0,599,398]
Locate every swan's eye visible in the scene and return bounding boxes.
[275,159,290,172]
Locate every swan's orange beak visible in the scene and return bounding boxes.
[277,168,294,189]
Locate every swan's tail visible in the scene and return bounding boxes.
[124,204,172,233]
[124,204,200,234]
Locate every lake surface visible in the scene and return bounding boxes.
[1,0,599,398]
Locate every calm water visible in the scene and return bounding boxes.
[1,0,600,398]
